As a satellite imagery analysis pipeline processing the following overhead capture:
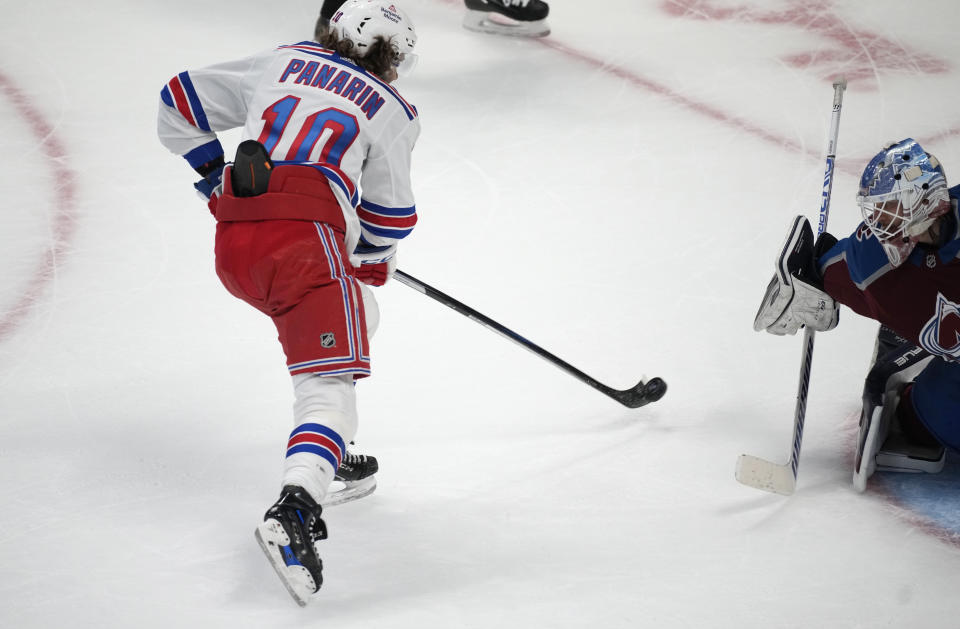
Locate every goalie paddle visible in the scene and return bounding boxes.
[393,269,667,409]
[735,78,847,495]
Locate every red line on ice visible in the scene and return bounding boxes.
[0,71,78,343]
[442,0,960,172]
[534,37,828,160]
[532,36,867,176]
[660,0,949,86]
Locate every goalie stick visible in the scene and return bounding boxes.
[393,269,667,408]
[735,78,847,495]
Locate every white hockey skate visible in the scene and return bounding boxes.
[463,0,550,38]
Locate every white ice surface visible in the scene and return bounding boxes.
[2,1,960,626]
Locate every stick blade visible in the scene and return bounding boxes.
[615,377,668,408]
[735,454,796,496]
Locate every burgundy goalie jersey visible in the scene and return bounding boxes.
[819,188,960,360]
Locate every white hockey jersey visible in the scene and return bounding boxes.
[157,41,420,258]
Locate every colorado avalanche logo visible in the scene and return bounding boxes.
[919,293,960,360]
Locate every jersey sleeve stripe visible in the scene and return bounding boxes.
[164,72,212,132]
[359,223,416,239]
[357,211,417,239]
[182,139,225,170]
[160,85,174,109]
[359,199,416,216]
[165,76,196,127]
[176,72,211,132]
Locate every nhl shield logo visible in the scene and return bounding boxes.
[321,332,337,349]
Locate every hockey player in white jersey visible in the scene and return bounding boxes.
[157,0,420,606]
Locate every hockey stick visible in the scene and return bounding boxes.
[393,269,667,408]
[735,79,847,495]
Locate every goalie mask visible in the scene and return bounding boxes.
[857,138,950,267]
[330,0,418,76]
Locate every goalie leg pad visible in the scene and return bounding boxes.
[854,405,885,492]
[854,339,937,491]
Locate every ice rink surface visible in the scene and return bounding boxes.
[3,1,960,626]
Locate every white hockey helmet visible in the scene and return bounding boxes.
[330,0,418,75]
[856,138,951,266]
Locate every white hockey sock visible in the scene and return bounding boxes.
[283,454,337,505]
[282,411,354,504]
[283,374,359,504]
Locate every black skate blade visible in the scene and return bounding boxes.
[232,140,273,197]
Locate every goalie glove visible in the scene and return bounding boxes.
[753,215,839,336]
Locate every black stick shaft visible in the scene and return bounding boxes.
[392,269,655,405]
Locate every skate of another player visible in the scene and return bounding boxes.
[462,0,550,37]
[321,0,550,38]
